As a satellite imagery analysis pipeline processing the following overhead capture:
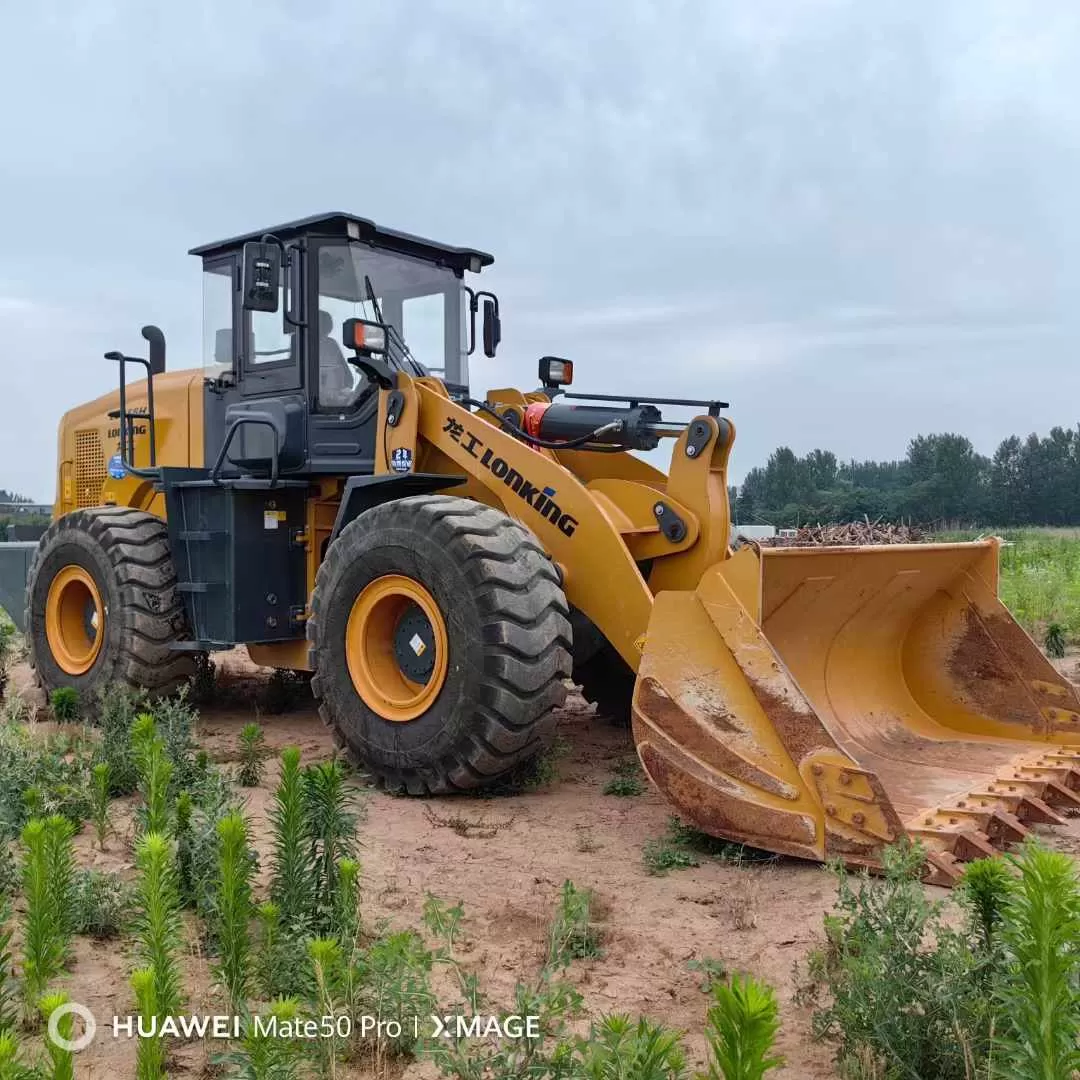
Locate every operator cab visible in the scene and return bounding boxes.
[190,212,497,477]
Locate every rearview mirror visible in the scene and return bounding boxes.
[241,241,281,313]
[482,297,501,358]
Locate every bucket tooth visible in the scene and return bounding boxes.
[910,825,1000,862]
[952,829,1000,861]
[923,851,963,887]
[1014,795,1067,826]
[1016,764,1080,793]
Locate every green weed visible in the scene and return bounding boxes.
[577,1014,687,1078]
[603,757,646,797]
[546,880,603,967]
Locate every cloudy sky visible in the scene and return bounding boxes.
[2,0,1078,500]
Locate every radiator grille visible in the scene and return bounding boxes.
[74,430,107,508]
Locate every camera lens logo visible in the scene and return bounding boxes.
[47,1002,97,1053]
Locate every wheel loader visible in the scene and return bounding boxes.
[12,211,1080,884]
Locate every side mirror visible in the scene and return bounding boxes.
[482,298,501,358]
[141,325,166,375]
[241,241,281,312]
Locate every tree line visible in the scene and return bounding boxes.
[733,425,1080,527]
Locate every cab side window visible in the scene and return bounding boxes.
[201,261,235,375]
[248,286,294,367]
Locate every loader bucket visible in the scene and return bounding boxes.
[633,538,1080,884]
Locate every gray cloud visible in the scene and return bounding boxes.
[2,0,1078,496]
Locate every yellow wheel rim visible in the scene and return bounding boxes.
[45,565,104,676]
[345,574,449,722]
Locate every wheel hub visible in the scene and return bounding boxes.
[393,604,437,682]
[345,574,449,722]
[45,564,104,676]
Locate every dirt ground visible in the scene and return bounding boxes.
[11,648,1080,1078]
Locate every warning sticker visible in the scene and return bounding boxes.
[263,510,287,530]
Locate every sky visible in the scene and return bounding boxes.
[1,0,1078,500]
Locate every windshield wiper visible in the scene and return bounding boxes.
[363,275,427,377]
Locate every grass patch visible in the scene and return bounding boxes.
[939,527,1080,644]
[644,817,773,876]
[603,756,646,797]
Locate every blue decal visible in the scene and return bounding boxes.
[390,447,413,474]
[542,486,556,497]
[107,453,127,480]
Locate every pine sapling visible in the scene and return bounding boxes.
[996,842,1080,1078]
[237,723,266,787]
[0,905,15,1035]
[270,748,314,929]
[90,763,110,850]
[701,974,783,1080]
[303,761,357,931]
[38,991,73,1080]
[216,812,254,1013]
[174,792,195,907]
[20,818,74,1014]
[0,1030,37,1080]
[134,832,183,1020]
[133,719,172,837]
[131,967,165,1080]
[331,858,361,956]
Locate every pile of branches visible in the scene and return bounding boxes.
[755,517,925,547]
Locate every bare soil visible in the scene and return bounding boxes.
[9,648,1080,1078]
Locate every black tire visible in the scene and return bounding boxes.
[26,507,194,697]
[575,642,635,727]
[308,495,572,794]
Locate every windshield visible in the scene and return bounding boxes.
[315,242,465,409]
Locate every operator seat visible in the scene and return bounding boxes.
[318,310,357,408]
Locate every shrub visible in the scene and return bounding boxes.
[91,683,145,795]
[47,689,78,725]
[1045,621,1068,659]
[71,869,132,940]
[134,832,183,1020]
[188,653,217,706]
[237,723,266,787]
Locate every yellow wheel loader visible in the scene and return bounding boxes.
[15,212,1080,883]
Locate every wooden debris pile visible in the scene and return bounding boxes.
[755,518,925,547]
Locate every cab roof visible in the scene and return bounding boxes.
[189,212,494,274]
